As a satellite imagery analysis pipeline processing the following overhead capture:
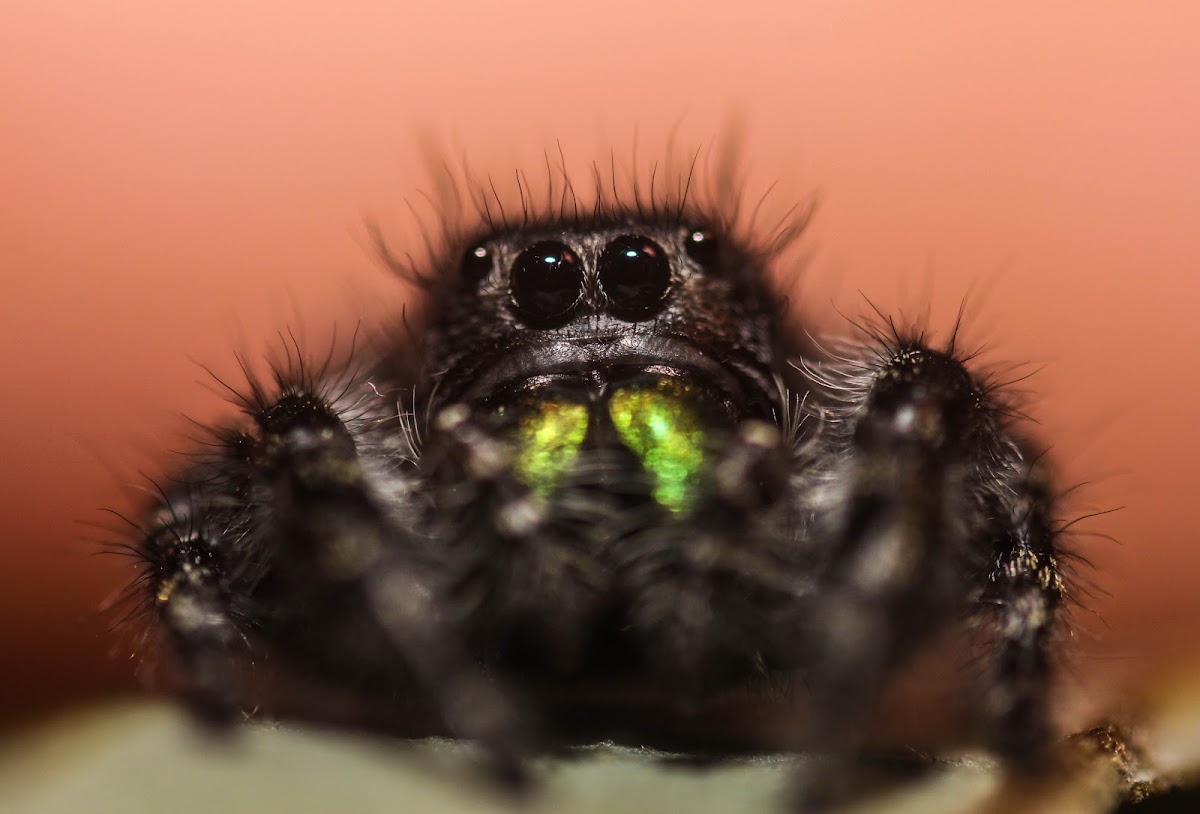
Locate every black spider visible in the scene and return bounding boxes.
[117,168,1072,805]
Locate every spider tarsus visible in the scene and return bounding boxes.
[981,456,1064,762]
[139,487,247,729]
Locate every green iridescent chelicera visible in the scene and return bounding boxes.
[609,380,707,513]
[512,401,589,498]
[507,379,708,513]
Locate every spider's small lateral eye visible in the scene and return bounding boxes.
[509,240,585,328]
[597,235,672,321]
[683,228,720,270]
[461,244,493,284]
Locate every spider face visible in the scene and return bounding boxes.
[427,224,781,523]
[123,194,1070,794]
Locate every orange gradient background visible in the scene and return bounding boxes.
[1,3,1198,730]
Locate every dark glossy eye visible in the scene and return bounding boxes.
[461,244,493,284]
[509,241,584,328]
[683,228,720,270]
[597,235,671,321]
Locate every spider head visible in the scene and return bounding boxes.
[417,221,785,515]
[428,222,783,418]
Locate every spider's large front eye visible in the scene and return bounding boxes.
[597,235,671,321]
[509,241,585,328]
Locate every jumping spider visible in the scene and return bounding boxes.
[122,174,1070,799]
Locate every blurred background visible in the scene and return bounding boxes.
[1,1,1197,739]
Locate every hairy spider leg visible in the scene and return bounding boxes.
[979,453,1064,760]
[792,339,1065,806]
[138,375,535,778]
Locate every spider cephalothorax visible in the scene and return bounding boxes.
[120,174,1071,802]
